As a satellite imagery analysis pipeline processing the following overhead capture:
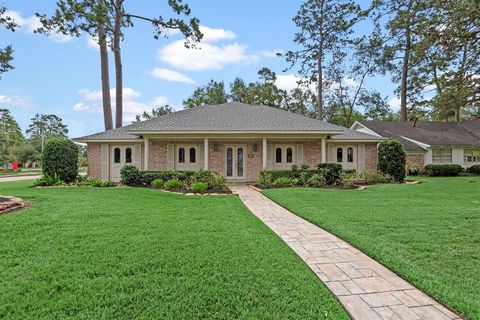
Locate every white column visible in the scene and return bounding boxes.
[262,138,267,169]
[144,138,149,170]
[204,138,209,169]
[321,138,327,163]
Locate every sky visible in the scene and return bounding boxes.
[0,0,398,138]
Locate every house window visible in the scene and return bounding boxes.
[125,148,132,163]
[464,149,479,163]
[114,148,121,163]
[178,147,185,163]
[275,148,282,163]
[347,147,353,163]
[286,148,293,163]
[337,148,343,163]
[432,149,452,163]
[189,147,196,163]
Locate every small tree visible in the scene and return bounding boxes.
[377,140,406,182]
[42,138,79,183]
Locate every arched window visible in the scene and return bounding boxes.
[125,147,132,163]
[286,147,293,163]
[178,147,185,163]
[114,148,121,163]
[336,148,343,163]
[347,147,353,163]
[275,148,282,163]
[189,147,196,163]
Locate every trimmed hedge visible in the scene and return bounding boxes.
[259,163,343,187]
[42,138,79,183]
[424,164,463,176]
[468,164,480,175]
[378,140,406,182]
[120,165,196,186]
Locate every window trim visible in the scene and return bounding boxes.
[336,147,343,163]
[178,147,186,163]
[273,145,296,164]
[114,147,121,164]
[432,148,452,164]
[125,147,132,163]
[347,147,354,163]
[275,147,282,163]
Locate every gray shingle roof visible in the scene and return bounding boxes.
[358,120,480,151]
[328,128,384,141]
[126,102,345,132]
[74,125,141,141]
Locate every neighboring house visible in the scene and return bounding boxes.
[74,102,382,182]
[351,118,480,171]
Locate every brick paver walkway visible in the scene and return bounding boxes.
[233,185,461,320]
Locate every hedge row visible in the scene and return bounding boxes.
[468,164,480,175]
[424,164,463,176]
[259,163,343,187]
[120,165,196,186]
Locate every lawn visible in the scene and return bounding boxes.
[264,176,480,320]
[0,181,349,319]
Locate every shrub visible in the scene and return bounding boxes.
[120,165,141,186]
[151,178,165,189]
[340,171,358,188]
[300,164,310,170]
[191,181,208,194]
[305,174,326,187]
[424,164,463,177]
[190,169,216,187]
[33,173,64,187]
[259,172,273,188]
[468,164,480,175]
[165,178,182,190]
[139,170,195,186]
[408,165,420,176]
[42,138,79,183]
[378,140,406,182]
[317,163,342,185]
[274,177,294,188]
[90,178,115,187]
[362,170,393,184]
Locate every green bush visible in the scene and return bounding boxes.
[362,170,393,184]
[317,163,342,185]
[274,177,294,188]
[151,178,165,189]
[305,174,326,187]
[191,181,208,194]
[408,165,420,176]
[42,138,79,183]
[165,178,182,190]
[33,173,64,187]
[424,164,463,177]
[189,169,226,189]
[259,172,273,188]
[120,165,141,186]
[468,164,480,175]
[378,140,406,182]
[340,171,357,188]
[139,170,195,186]
[90,178,115,187]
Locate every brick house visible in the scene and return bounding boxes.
[74,102,382,182]
[351,118,480,172]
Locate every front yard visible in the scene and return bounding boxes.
[264,176,480,320]
[0,181,348,319]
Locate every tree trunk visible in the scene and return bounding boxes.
[114,0,123,128]
[98,0,113,130]
[455,108,460,122]
[400,23,411,122]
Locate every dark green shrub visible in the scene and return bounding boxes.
[317,163,342,185]
[378,140,406,182]
[306,174,326,187]
[300,164,310,170]
[42,138,79,183]
[468,164,480,175]
[274,177,294,188]
[424,164,463,176]
[120,165,141,186]
[190,169,216,187]
[191,181,208,194]
[362,170,393,184]
[139,170,195,186]
[33,173,64,187]
[151,178,165,189]
[91,178,115,187]
[165,178,182,190]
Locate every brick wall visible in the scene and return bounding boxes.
[406,153,425,172]
[303,141,322,167]
[87,144,101,178]
[149,140,167,170]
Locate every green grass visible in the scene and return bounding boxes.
[0,181,349,319]
[264,176,480,320]
[0,168,42,176]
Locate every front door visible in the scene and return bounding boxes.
[225,145,246,181]
[110,146,133,181]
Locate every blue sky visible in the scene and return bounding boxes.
[0,0,397,137]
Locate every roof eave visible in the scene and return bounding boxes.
[126,130,344,135]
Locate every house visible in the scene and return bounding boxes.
[351,118,480,171]
[74,102,382,182]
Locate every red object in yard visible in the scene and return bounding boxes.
[12,162,18,171]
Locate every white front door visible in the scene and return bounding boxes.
[110,146,133,181]
[225,145,246,181]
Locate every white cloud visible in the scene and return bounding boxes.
[275,74,303,91]
[149,68,194,83]
[199,25,236,42]
[388,97,401,111]
[0,94,30,108]
[4,10,72,43]
[74,88,169,122]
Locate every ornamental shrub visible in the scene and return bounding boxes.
[151,178,165,189]
[273,177,294,188]
[468,164,480,175]
[377,140,406,182]
[33,173,64,187]
[165,178,182,190]
[317,163,342,185]
[305,174,326,187]
[340,171,357,188]
[191,181,208,194]
[424,164,463,176]
[362,170,393,184]
[120,165,141,186]
[42,138,79,183]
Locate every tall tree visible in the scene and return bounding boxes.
[133,105,173,122]
[26,114,69,152]
[284,0,362,120]
[0,109,24,154]
[0,6,18,78]
[183,80,228,108]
